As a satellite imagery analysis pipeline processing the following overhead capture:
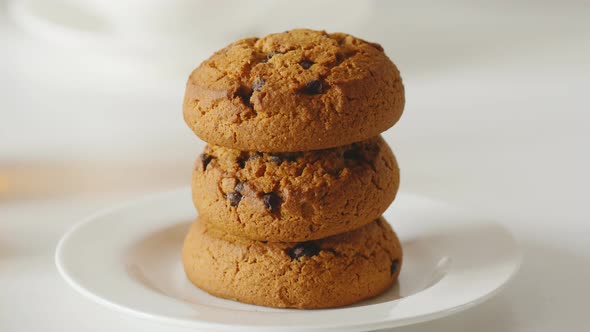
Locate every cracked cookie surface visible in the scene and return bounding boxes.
[182,217,403,309]
[192,136,400,242]
[183,29,405,152]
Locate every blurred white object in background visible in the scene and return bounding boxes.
[8,0,268,79]
[8,0,373,79]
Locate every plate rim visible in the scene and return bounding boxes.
[55,188,523,331]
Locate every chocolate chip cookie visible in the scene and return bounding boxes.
[183,29,405,152]
[192,136,400,242]
[182,217,403,309]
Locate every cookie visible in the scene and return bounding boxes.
[192,136,400,242]
[182,217,402,309]
[183,29,405,152]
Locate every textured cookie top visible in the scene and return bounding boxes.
[196,136,389,203]
[184,29,405,152]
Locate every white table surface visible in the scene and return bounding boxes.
[1,1,589,331]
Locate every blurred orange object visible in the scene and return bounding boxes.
[0,160,188,201]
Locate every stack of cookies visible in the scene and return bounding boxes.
[181,29,405,309]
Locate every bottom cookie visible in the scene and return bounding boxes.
[182,217,402,309]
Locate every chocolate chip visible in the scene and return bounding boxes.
[267,51,278,59]
[237,157,246,169]
[252,77,265,91]
[239,151,266,168]
[235,86,253,106]
[235,181,244,193]
[301,79,323,95]
[249,152,263,160]
[390,259,399,275]
[200,153,213,170]
[227,192,242,207]
[268,152,300,165]
[236,152,249,168]
[262,192,281,212]
[343,148,362,161]
[283,153,300,162]
[244,152,262,163]
[300,60,314,69]
[287,242,320,260]
[262,51,280,63]
[268,154,283,165]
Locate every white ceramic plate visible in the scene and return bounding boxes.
[56,188,521,332]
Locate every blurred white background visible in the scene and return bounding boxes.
[1,0,589,331]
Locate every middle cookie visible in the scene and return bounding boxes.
[192,135,400,242]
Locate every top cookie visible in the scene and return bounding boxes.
[184,29,405,152]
